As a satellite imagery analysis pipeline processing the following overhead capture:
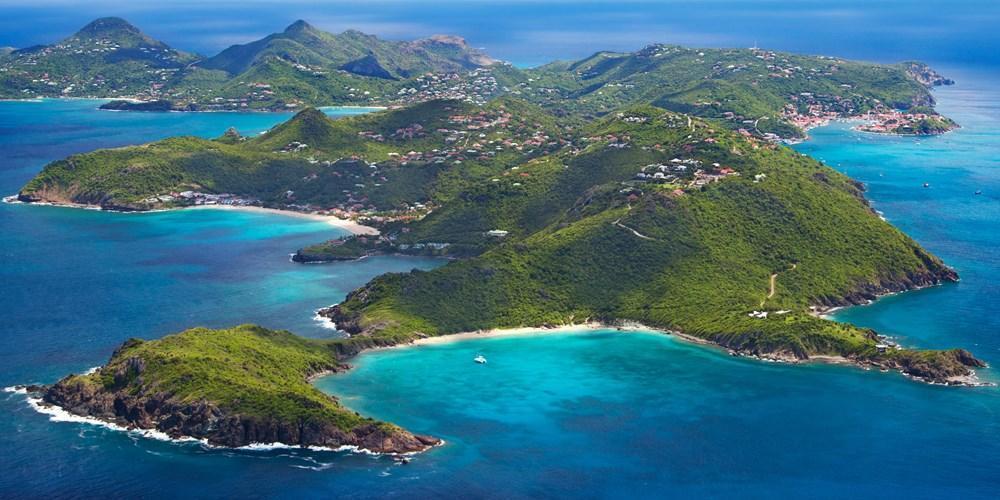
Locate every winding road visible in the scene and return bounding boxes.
[761,263,797,307]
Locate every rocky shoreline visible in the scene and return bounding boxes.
[31,375,440,455]
[17,331,441,455]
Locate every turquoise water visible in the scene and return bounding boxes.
[2,76,1000,497]
[796,67,1000,363]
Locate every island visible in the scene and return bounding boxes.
[3,17,957,139]
[37,325,440,453]
[14,21,985,452]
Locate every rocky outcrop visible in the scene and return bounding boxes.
[876,349,986,385]
[17,183,144,212]
[903,62,956,88]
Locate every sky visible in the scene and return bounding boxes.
[1,0,998,69]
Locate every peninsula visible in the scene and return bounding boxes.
[15,19,984,452]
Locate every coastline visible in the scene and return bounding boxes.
[808,280,952,319]
[329,316,988,387]
[4,386,416,456]
[10,311,988,458]
[396,322,719,349]
[0,96,387,112]
[185,205,379,235]
[340,320,847,368]
[3,196,379,236]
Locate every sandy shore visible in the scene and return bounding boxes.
[7,196,379,235]
[404,323,611,347]
[184,205,379,235]
[361,321,982,381]
[378,321,723,352]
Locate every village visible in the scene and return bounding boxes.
[390,67,507,106]
[139,191,259,207]
[632,158,743,194]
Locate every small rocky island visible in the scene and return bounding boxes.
[33,325,439,453]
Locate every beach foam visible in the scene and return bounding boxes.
[23,395,205,444]
[313,310,338,330]
[10,390,416,456]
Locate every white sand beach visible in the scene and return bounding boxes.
[186,205,379,235]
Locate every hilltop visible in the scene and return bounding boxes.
[17,98,563,215]
[197,20,494,78]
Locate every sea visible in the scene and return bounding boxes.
[1,75,999,499]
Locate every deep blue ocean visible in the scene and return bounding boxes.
[1,47,1000,500]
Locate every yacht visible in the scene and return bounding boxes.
[474,354,487,364]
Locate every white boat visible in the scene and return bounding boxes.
[474,354,487,364]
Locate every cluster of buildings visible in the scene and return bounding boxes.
[632,157,741,191]
[635,160,693,182]
[782,92,862,129]
[854,109,951,134]
[355,106,566,169]
[277,141,309,153]
[782,102,842,132]
[139,191,258,207]
[392,68,505,105]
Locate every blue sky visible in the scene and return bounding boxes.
[1,1,998,68]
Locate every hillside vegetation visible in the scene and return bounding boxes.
[22,98,983,384]
[3,18,953,140]
[43,325,440,452]
[25,34,985,451]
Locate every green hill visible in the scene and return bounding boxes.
[0,18,501,110]
[198,20,494,78]
[17,98,561,211]
[515,45,948,138]
[3,17,952,131]
[20,98,984,385]
[42,325,440,452]
[324,106,981,384]
[0,17,198,99]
